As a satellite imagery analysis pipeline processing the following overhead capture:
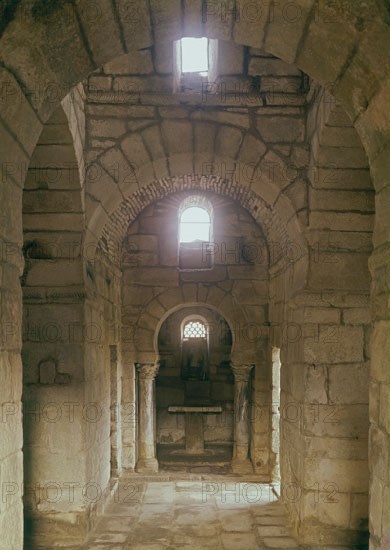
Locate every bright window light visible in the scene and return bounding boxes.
[180,206,210,243]
[181,37,208,75]
[183,320,207,339]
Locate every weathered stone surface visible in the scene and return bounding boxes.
[372,321,390,384]
[310,189,374,212]
[328,363,369,404]
[309,212,374,232]
[218,41,244,75]
[121,133,151,168]
[0,68,42,155]
[257,116,305,143]
[116,0,153,50]
[104,50,154,75]
[303,457,369,493]
[76,0,123,67]
[216,125,243,157]
[233,0,268,48]
[309,252,371,291]
[304,326,364,364]
[150,0,181,43]
[249,57,301,77]
[161,120,192,155]
[88,117,127,138]
[297,2,357,84]
[311,168,372,190]
[39,358,57,384]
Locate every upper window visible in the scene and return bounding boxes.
[173,38,217,93]
[179,206,211,243]
[180,37,209,75]
[178,196,213,269]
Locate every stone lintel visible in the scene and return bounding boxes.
[168,406,223,413]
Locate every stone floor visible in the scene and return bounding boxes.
[66,477,300,549]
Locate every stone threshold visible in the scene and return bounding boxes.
[122,469,280,487]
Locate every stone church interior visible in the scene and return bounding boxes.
[0,1,389,549]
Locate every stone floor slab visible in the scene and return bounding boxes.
[258,525,292,537]
[221,531,259,549]
[74,477,300,549]
[263,536,299,547]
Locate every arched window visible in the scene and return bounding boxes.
[179,206,211,243]
[181,316,208,380]
[178,196,213,269]
[183,320,207,339]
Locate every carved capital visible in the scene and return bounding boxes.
[231,364,254,383]
[136,362,159,380]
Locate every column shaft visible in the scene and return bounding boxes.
[232,364,254,473]
[135,363,159,473]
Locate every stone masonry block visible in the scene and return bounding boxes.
[304,326,364,364]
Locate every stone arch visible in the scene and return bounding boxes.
[180,313,211,340]
[155,305,236,465]
[22,104,85,275]
[0,1,388,164]
[135,298,248,364]
[305,84,374,292]
[85,118,307,259]
[97,173,305,265]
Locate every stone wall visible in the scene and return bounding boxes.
[83,249,122,530]
[272,85,374,546]
[0,64,43,550]
[21,106,122,546]
[22,106,87,545]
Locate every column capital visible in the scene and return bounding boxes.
[136,362,159,380]
[231,363,254,382]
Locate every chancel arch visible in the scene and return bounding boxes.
[120,190,274,479]
[156,307,234,468]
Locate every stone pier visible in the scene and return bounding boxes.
[231,364,254,474]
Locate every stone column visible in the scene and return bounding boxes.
[135,362,159,473]
[231,364,254,473]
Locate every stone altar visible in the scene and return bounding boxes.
[168,406,223,454]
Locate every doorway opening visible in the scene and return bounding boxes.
[156,306,233,472]
[110,345,120,478]
[271,347,281,480]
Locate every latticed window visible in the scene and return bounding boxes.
[183,321,207,339]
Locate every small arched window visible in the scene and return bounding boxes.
[178,197,213,269]
[183,320,207,339]
[181,316,208,380]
